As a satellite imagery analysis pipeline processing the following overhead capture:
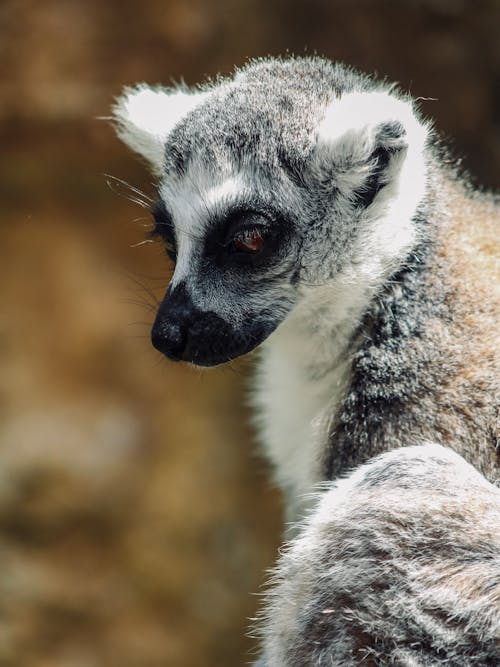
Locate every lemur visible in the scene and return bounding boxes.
[112,57,500,665]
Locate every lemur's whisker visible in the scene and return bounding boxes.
[103,173,154,202]
[121,272,162,309]
[119,299,158,314]
[130,239,155,248]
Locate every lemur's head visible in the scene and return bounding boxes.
[113,58,429,366]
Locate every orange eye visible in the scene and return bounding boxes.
[233,228,265,253]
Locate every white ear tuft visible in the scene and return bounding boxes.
[317,91,428,159]
[313,90,429,197]
[112,85,209,175]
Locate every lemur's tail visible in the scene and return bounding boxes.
[255,443,500,666]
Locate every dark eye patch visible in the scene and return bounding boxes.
[203,204,291,269]
[150,199,177,260]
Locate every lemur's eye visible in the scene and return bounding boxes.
[232,227,266,253]
[207,208,278,265]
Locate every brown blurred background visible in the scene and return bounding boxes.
[0,1,499,665]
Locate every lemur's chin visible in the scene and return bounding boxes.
[184,349,251,368]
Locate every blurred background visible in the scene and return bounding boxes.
[0,1,499,665]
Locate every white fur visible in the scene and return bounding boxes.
[253,283,366,523]
[316,91,427,162]
[113,85,208,174]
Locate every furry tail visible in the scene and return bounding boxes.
[255,444,500,666]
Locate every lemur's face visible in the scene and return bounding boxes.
[149,163,302,366]
[113,59,427,366]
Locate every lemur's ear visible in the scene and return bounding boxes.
[311,91,428,207]
[112,85,208,175]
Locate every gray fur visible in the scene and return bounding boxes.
[256,444,500,667]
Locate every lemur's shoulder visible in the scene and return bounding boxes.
[435,175,499,474]
[438,170,499,376]
[327,165,499,482]
[438,170,499,304]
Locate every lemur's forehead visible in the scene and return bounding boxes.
[163,82,328,180]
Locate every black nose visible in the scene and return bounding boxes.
[150,283,193,361]
[151,317,186,360]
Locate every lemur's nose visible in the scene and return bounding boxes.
[151,317,186,360]
[151,281,237,365]
[151,283,193,361]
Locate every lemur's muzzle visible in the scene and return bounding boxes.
[151,282,271,366]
